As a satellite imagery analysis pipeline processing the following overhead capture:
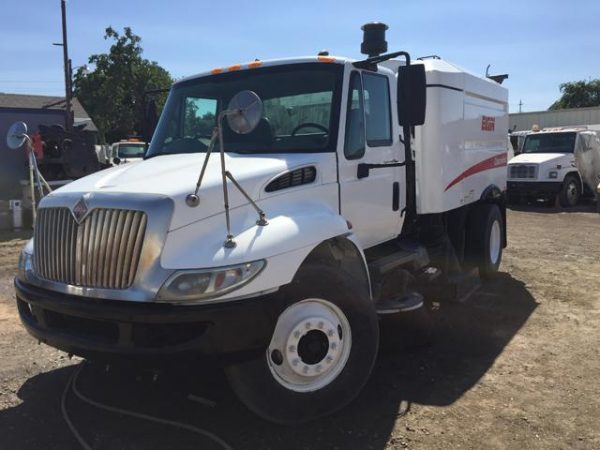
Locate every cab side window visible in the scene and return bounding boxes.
[344,72,366,159]
[362,73,392,146]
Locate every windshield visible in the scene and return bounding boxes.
[117,143,146,158]
[147,63,343,157]
[522,132,576,154]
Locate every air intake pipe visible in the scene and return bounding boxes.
[361,22,388,57]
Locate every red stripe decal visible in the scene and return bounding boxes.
[444,153,508,192]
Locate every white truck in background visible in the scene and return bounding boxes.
[507,126,600,206]
[14,23,509,423]
[111,139,147,165]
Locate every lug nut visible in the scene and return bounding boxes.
[292,358,299,366]
[327,329,334,337]
[303,365,309,373]
[294,330,301,339]
[305,322,312,329]
[270,349,283,366]
[316,365,322,372]
[326,355,333,363]
[288,345,296,352]
[330,342,337,350]
[318,321,324,329]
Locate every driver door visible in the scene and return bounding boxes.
[338,69,405,249]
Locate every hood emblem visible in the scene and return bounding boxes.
[71,197,89,223]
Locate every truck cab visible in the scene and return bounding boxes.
[13,23,509,424]
[111,139,147,165]
[507,128,589,206]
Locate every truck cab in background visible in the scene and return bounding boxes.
[111,139,147,165]
[14,23,509,423]
[507,127,598,206]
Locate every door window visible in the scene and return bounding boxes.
[344,72,366,160]
[362,73,392,146]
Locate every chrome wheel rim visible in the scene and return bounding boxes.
[567,181,578,205]
[267,298,352,392]
[490,220,501,265]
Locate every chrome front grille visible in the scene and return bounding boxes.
[34,207,147,289]
[509,164,538,179]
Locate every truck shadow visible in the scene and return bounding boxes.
[508,198,598,214]
[0,272,536,450]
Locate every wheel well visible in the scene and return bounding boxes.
[564,171,583,189]
[301,237,371,298]
[480,184,503,202]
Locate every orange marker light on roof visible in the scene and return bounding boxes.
[318,55,336,63]
[210,67,223,74]
[228,64,242,72]
[248,61,262,69]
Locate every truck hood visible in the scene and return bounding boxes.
[508,153,568,165]
[47,152,328,230]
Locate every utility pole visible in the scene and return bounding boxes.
[518,99,523,113]
[60,0,72,132]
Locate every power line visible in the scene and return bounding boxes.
[0,80,64,83]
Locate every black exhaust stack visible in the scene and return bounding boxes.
[361,22,388,57]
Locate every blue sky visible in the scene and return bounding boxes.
[1,0,599,112]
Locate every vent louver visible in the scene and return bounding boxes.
[265,166,317,192]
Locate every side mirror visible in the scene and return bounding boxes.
[144,99,158,143]
[113,157,121,165]
[6,122,28,150]
[397,64,426,127]
[226,90,263,134]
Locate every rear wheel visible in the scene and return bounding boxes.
[225,264,379,424]
[466,203,503,279]
[559,175,581,207]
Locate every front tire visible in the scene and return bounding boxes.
[559,175,581,207]
[225,263,379,424]
[466,203,503,280]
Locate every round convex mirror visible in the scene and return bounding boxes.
[6,122,28,150]
[226,90,263,135]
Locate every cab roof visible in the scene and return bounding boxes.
[174,55,393,86]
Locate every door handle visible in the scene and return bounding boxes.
[392,182,400,211]
[357,161,406,179]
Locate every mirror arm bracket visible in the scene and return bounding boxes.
[353,50,411,70]
[225,171,268,226]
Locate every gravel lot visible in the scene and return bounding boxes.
[0,206,599,450]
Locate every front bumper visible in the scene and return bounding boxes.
[507,181,561,198]
[15,278,284,365]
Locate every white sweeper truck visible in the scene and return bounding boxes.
[12,23,509,423]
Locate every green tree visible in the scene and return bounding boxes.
[73,27,173,143]
[549,79,600,110]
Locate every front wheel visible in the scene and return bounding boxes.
[559,175,581,207]
[225,264,379,424]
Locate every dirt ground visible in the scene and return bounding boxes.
[0,206,599,450]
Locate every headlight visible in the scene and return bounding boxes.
[18,248,34,281]
[157,260,265,302]
[548,171,558,179]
